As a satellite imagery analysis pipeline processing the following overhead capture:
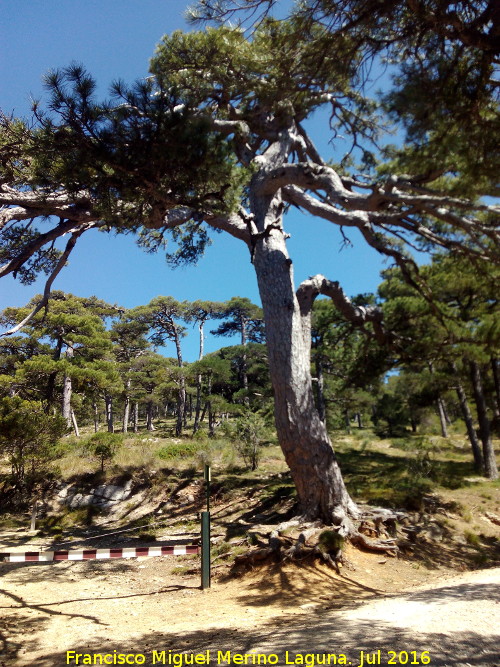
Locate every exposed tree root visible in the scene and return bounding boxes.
[231,508,405,572]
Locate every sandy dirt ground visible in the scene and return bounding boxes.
[1,543,498,667]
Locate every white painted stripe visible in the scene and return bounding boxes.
[147,547,163,557]
[121,548,137,558]
[0,544,198,563]
[173,545,187,555]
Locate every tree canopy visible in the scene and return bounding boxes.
[1,5,498,527]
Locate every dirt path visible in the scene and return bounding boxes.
[1,545,498,667]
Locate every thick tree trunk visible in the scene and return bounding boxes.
[470,361,498,480]
[314,346,326,423]
[252,214,358,524]
[452,363,483,471]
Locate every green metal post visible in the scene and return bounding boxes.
[201,510,211,589]
[204,464,211,511]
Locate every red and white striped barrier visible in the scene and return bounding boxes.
[0,544,199,563]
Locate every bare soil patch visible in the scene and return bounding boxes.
[1,542,499,667]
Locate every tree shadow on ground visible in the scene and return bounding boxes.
[337,447,479,509]
[399,533,500,570]
[220,561,384,610]
[8,603,500,667]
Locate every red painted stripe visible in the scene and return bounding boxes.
[25,552,40,562]
[0,544,200,562]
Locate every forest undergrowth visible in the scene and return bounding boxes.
[1,418,498,575]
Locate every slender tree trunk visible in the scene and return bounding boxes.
[62,374,72,426]
[62,343,74,429]
[193,375,203,433]
[183,394,188,428]
[344,409,351,435]
[252,207,358,524]
[444,403,452,425]
[207,400,215,437]
[436,397,448,438]
[240,316,250,405]
[192,323,204,433]
[470,361,498,479]
[452,362,483,471]
[105,393,114,433]
[146,400,155,431]
[122,397,130,433]
[46,336,64,409]
[199,321,205,361]
[122,378,131,433]
[93,402,99,433]
[356,413,363,429]
[70,409,80,437]
[133,402,139,433]
[173,330,186,437]
[491,357,500,418]
[30,499,38,532]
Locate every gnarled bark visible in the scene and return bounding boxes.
[253,207,359,524]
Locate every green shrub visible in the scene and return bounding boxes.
[157,442,200,460]
[317,529,344,554]
[0,396,67,494]
[464,530,481,548]
[234,411,266,470]
[85,432,123,471]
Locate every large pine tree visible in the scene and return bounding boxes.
[1,16,498,534]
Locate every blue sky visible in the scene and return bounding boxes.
[0,0,390,360]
